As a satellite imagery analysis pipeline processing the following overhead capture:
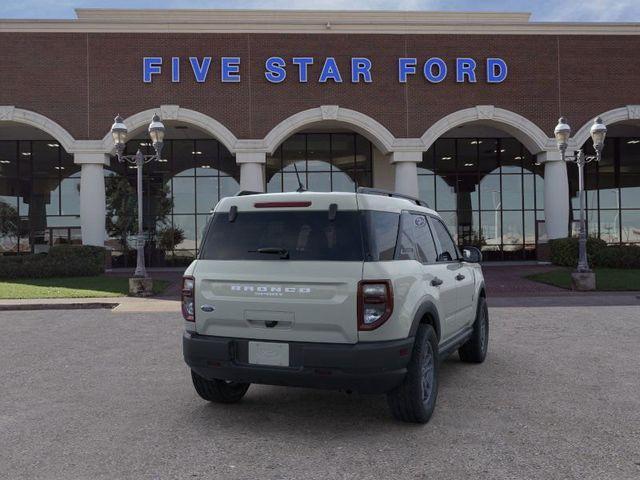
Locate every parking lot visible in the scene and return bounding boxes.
[1,305,639,480]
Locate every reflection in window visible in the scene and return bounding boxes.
[107,138,238,266]
[266,133,373,192]
[420,137,544,260]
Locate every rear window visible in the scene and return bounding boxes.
[200,210,364,261]
[200,209,403,262]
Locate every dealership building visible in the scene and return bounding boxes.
[1,9,640,264]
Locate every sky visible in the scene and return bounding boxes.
[1,0,640,22]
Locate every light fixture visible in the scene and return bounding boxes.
[500,149,506,153]
[139,142,151,147]
[514,156,523,160]
[590,117,607,154]
[21,152,31,156]
[464,163,474,167]
[158,158,168,163]
[470,140,483,145]
[554,117,571,154]
[0,160,10,164]
[54,166,65,170]
[110,115,128,155]
[627,139,640,144]
[200,165,211,168]
[192,151,203,155]
[148,113,165,155]
[47,143,59,148]
[441,156,453,160]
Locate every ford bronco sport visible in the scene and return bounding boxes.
[182,188,488,423]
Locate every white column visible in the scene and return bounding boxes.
[237,151,266,192]
[75,153,109,246]
[539,151,569,239]
[391,151,422,198]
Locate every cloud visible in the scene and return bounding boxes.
[1,0,640,21]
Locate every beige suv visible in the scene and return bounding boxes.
[182,188,488,423]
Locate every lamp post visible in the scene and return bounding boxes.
[553,116,607,283]
[110,114,165,280]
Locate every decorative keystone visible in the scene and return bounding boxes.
[160,105,180,120]
[627,105,640,120]
[476,105,495,120]
[320,105,339,120]
[0,106,15,121]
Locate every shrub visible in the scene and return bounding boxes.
[549,237,607,267]
[593,245,640,269]
[0,245,106,279]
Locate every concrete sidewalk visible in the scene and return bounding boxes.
[0,296,179,313]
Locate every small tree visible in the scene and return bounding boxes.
[157,226,185,252]
[0,201,21,250]
[105,175,172,252]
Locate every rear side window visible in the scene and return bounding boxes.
[360,211,400,261]
[430,217,458,262]
[395,213,437,263]
[200,210,364,261]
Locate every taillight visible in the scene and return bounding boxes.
[358,280,393,331]
[182,276,195,322]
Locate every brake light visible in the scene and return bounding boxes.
[254,201,312,208]
[357,280,393,331]
[182,276,195,321]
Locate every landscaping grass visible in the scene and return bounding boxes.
[0,276,170,299]
[526,268,640,291]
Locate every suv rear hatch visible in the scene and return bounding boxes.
[193,193,364,344]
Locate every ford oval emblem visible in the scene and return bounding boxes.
[200,305,215,312]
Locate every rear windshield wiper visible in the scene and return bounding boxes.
[249,247,290,259]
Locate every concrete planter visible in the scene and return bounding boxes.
[571,272,596,291]
[129,277,154,297]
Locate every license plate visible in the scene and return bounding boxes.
[248,341,289,367]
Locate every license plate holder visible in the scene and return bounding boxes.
[248,341,290,367]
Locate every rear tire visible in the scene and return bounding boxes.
[386,324,439,424]
[458,296,489,363]
[191,370,250,404]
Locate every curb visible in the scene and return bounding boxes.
[0,302,120,312]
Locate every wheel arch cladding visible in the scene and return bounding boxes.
[409,301,441,341]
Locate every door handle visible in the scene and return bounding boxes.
[455,274,465,281]
[431,277,443,287]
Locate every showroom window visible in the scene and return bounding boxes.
[0,140,80,254]
[266,133,373,192]
[107,138,238,267]
[419,138,544,261]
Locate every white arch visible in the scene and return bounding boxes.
[0,106,76,152]
[420,105,553,154]
[572,105,640,148]
[100,105,239,154]
[263,106,396,155]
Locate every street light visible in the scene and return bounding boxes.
[554,116,607,276]
[110,113,165,279]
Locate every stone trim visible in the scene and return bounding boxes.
[0,106,76,153]
[571,105,640,148]
[263,106,397,155]
[100,105,239,155]
[421,105,553,154]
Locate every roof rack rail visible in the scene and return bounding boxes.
[357,187,429,208]
[235,190,262,196]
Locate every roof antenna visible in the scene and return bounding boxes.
[293,162,306,192]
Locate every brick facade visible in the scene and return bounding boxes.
[1,31,639,142]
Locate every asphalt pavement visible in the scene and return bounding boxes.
[1,306,639,480]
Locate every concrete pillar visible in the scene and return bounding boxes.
[539,151,569,239]
[75,153,109,246]
[372,147,394,191]
[391,151,422,198]
[237,151,266,192]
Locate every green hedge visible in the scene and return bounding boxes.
[0,245,106,279]
[550,237,640,268]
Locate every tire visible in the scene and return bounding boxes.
[458,296,489,363]
[191,370,250,404]
[386,324,439,424]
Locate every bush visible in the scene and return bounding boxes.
[549,237,607,267]
[593,245,640,269]
[0,245,106,279]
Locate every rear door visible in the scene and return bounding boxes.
[194,203,363,344]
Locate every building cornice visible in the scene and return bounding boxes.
[0,9,639,35]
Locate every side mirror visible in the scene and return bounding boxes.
[462,246,482,263]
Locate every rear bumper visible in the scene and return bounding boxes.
[183,331,414,394]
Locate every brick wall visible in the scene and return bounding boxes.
[1,32,639,142]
